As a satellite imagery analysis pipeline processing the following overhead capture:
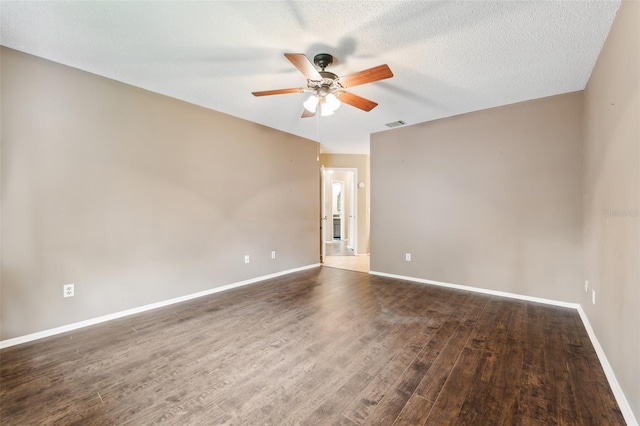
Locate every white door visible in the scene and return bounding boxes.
[320,166,334,262]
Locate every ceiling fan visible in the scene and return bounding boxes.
[252,53,393,118]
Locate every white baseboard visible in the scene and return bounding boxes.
[368,270,638,426]
[368,270,579,308]
[576,306,638,426]
[0,264,320,350]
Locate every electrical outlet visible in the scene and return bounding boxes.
[244,255,250,264]
[584,280,589,293]
[63,284,74,298]
[405,253,411,261]
[271,251,276,259]
[592,289,596,305]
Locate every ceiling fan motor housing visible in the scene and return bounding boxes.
[310,74,341,96]
[310,54,340,94]
[313,53,334,70]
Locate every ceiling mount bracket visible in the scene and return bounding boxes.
[313,53,334,71]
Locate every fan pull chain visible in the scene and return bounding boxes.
[316,98,322,146]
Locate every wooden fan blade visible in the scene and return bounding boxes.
[338,64,393,88]
[284,53,322,81]
[301,108,316,118]
[338,92,378,112]
[252,88,304,97]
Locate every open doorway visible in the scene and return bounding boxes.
[321,167,369,273]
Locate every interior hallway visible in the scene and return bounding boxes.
[324,240,369,273]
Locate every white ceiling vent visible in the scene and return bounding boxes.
[385,120,406,128]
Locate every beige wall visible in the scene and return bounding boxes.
[320,154,370,254]
[371,92,584,302]
[583,0,639,420]
[0,47,320,340]
[370,3,639,417]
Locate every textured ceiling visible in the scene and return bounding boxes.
[0,1,620,154]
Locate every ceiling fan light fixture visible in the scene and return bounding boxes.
[325,93,340,112]
[303,95,318,113]
[303,93,341,116]
[319,95,339,116]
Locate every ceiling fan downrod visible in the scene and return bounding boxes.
[313,53,334,71]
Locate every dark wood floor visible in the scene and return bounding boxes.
[0,267,624,425]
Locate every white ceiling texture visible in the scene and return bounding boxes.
[1,1,620,154]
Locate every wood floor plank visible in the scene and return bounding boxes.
[494,300,528,425]
[412,293,487,403]
[340,293,456,424]
[256,320,400,422]
[425,296,502,424]
[340,375,392,425]
[454,300,517,423]
[392,394,433,426]
[301,371,373,425]
[515,302,561,423]
[0,268,625,425]
[467,300,526,425]
[215,315,382,417]
[361,342,435,425]
[423,346,481,425]
[567,313,626,424]
[333,415,360,426]
[557,308,626,425]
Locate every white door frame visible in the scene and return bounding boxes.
[322,167,358,255]
[320,166,327,262]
